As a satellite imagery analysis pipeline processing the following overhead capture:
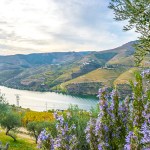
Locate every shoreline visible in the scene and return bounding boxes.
[0,84,97,100]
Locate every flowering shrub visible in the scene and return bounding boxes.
[85,71,150,150]
[124,71,150,150]
[85,88,130,149]
[37,112,78,150]
[37,129,51,149]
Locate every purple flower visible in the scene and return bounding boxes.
[124,132,139,150]
[110,89,119,111]
[104,125,109,132]
[38,129,49,141]
[57,115,64,125]
[53,112,58,119]
[124,144,131,150]
[37,129,50,149]
[85,118,96,141]
[98,144,103,150]
[141,69,150,78]
[95,119,102,136]
[124,131,133,150]
[54,138,61,148]
[141,122,150,144]
[110,89,117,99]
[98,88,106,98]
[64,123,69,131]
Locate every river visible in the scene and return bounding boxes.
[0,86,98,111]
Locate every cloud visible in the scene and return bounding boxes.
[0,0,138,55]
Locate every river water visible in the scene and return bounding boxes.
[0,86,98,111]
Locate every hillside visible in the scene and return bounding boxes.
[53,68,125,95]
[114,67,138,85]
[0,40,148,96]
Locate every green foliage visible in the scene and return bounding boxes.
[0,93,9,116]
[127,72,150,149]
[109,0,150,64]
[0,93,19,146]
[37,106,90,150]
[90,104,100,118]
[0,111,21,141]
[1,111,21,131]
[64,105,91,150]
[27,121,56,144]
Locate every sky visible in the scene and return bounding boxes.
[0,0,139,55]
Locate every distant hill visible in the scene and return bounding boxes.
[0,41,149,96]
[0,52,90,69]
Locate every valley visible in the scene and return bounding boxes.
[0,41,149,97]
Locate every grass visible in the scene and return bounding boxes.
[0,129,37,150]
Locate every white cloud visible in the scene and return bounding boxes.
[0,0,138,55]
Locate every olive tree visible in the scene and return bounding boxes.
[0,92,21,141]
[0,92,9,148]
[27,121,56,144]
[109,0,150,64]
[0,111,21,141]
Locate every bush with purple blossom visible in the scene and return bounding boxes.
[124,72,150,150]
[37,111,78,150]
[85,87,130,149]
[85,72,150,150]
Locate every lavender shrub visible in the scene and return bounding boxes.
[124,71,150,149]
[85,87,130,149]
[37,112,78,150]
[85,71,150,150]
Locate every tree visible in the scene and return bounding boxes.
[27,121,55,144]
[0,92,9,149]
[109,0,150,65]
[0,111,21,141]
[0,93,9,116]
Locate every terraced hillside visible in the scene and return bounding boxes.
[52,68,125,95]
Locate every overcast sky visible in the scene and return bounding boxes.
[0,0,138,55]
